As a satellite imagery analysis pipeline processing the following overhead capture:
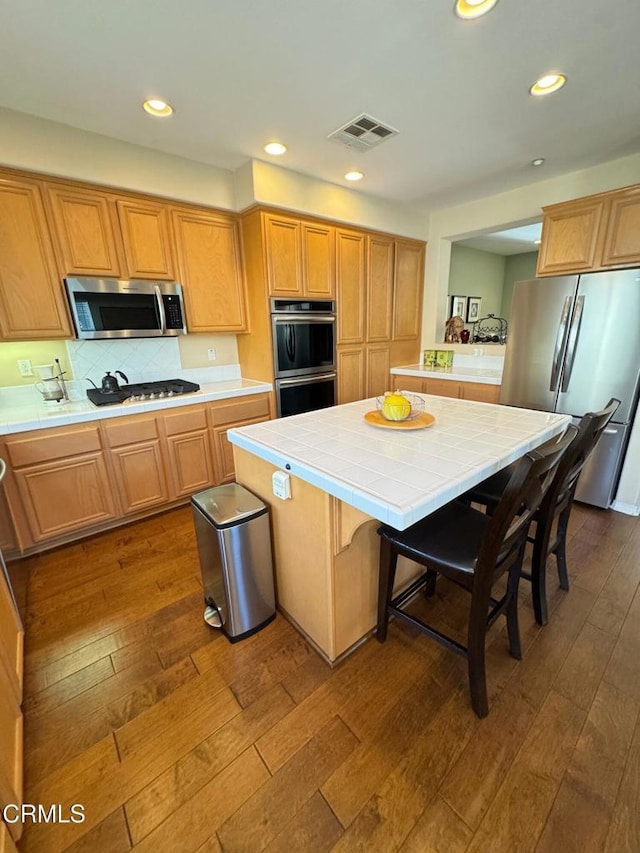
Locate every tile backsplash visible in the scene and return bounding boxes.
[66,338,182,385]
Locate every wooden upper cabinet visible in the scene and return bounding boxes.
[0,175,72,340]
[366,235,394,342]
[392,239,425,340]
[116,199,176,279]
[537,198,606,276]
[336,229,366,345]
[600,186,640,267]
[302,223,335,298]
[171,208,248,332]
[265,214,303,296]
[45,184,124,276]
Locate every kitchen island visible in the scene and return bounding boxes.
[229,395,570,663]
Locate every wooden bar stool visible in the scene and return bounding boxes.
[376,425,576,718]
[465,399,620,625]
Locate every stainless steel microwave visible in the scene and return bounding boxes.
[64,277,187,339]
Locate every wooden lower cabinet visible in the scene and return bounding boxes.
[104,416,169,514]
[337,347,365,404]
[209,396,271,485]
[163,407,215,496]
[393,374,501,403]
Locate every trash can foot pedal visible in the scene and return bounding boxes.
[203,605,222,629]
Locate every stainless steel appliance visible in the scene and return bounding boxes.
[87,378,200,406]
[271,298,336,417]
[65,277,186,339]
[500,269,640,508]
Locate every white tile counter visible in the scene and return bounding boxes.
[0,378,272,435]
[391,363,502,386]
[229,396,570,531]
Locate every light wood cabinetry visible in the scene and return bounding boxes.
[263,212,335,298]
[172,208,248,333]
[0,173,72,340]
[209,395,271,484]
[0,560,23,844]
[115,198,176,279]
[336,228,367,345]
[394,374,500,403]
[45,184,124,276]
[392,239,425,340]
[537,183,640,275]
[103,416,169,514]
[337,347,366,404]
[5,425,118,542]
[163,407,215,497]
[367,235,394,342]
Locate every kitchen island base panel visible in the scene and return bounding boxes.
[233,447,423,662]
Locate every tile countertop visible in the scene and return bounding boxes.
[391,363,503,386]
[228,396,570,531]
[0,378,272,435]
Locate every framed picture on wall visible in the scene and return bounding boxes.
[467,296,482,322]
[449,295,467,319]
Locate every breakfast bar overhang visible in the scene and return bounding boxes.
[229,396,571,663]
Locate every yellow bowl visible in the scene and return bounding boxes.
[376,391,425,422]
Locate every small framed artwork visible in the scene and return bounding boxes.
[467,296,482,323]
[449,295,467,319]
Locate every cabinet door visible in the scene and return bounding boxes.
[601,187,640,267]
[45,185,123,276]
[337,347,365,404]
[0,567,23,706]
[211,416,270,485]
[366,345,391,398]
[109,442,169,514]
[0,175,71,340]
[172,209,248,332]
[392,240,424,340]
[336,229,366,345]
[392,375,424,394]
[367,235,394,342]
[166,431,214,496]
[0,688,22,842]
[302,223,335,297]
[116,199,175,279]
[423,378,461,398]
[13,454,117,542]
[537,199,606,275]
[265,214,303,296]
[460,381,501,403]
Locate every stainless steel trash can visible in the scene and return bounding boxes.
[191,483,276,642]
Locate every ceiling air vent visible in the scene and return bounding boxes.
[328,114,398,152]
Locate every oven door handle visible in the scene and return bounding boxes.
[272,314,335,324]
[277,373,336,387]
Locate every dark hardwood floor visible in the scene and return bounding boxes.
[13,501,640,852]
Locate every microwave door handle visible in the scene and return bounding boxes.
[560,295,585,392]
[549,295,573,392]
[153,285,167,334]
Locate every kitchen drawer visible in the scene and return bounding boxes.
[163,406,207,436]
[103,416,159,447]
[6,426,102,468]
[209,395,270,427]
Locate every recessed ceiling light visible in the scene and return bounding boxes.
[529,73,567,96]
[142,98,174,117]
[454,0,499,20]
[264,142,287,156]
[531,158,545,167]
[534,239,542,245]
[344,170,364,182]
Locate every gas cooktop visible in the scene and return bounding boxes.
[87,379,201,407]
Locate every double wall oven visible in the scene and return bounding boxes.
[271,299,336,417]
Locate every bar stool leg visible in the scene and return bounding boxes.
[467,590,490,718]
[377,537,397,643]
[506,560,522,660]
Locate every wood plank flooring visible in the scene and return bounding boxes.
[13,502,640,852]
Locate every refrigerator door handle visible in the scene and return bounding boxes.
[549,296,573,392]
[560,295,585,392]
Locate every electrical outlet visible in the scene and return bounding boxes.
[207,347,217,361]
[17,359,34,377]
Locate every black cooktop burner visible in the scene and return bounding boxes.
[87,379,200,407]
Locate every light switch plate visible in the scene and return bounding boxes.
[272,470,291,500]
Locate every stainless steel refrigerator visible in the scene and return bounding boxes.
[500,269,640,508]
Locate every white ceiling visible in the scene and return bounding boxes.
[457,222,542,255]
[1,0,639,211]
